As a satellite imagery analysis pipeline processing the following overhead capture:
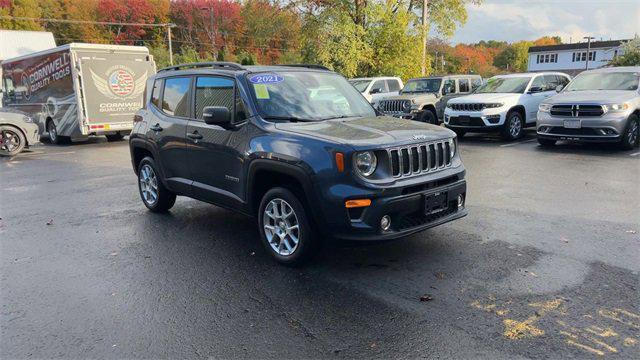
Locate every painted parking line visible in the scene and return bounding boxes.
[630,152,640,157]
[500,138,538,148]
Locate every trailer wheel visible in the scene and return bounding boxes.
[105,133,124,142]
[47,120,68,144]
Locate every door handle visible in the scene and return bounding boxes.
[150,124,163,132]
[187,131,203,140]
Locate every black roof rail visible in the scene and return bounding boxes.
[275,64,331,71]
[157,62,245,72]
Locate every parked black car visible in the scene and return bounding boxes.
[129,62,468,265]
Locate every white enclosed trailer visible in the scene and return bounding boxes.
[1,43,156,143]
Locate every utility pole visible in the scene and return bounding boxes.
[202,6,216,58]
[583,36,595,70]
[421,0,428,76]
[167,23,175,65]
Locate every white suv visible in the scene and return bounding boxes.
[349,77,404,106]
[444,72,571,140]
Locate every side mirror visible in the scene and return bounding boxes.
[555,85,564,93]
[370,88,382,95]
[202,106,231,126]
[528,86,543,94]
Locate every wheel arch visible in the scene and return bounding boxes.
[507,105,526,122]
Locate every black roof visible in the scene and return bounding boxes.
[528,40,628,53]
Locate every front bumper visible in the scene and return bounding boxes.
[536,111,629,142]
[329,177,467,241]
[381,110,418,120]
[443,108,506,131]
[22,122,40,146]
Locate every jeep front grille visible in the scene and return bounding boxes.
[449,103,485,111]
[380,100,410,113]
[550,104,604,117]
[388,140,453,178]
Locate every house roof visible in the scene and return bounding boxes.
[528,40,629,53]
[0,30,56,60]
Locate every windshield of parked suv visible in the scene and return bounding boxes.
[475,76,531,94]
[349,79,372,93]
[564,72,639,91]
[402,78,441,93]
[249,71,376,121]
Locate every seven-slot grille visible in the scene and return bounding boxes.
[550,104,604,117]
[449,103,485,111]
[380,100,410,113]
[388,140,453,178]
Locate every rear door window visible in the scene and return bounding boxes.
[162,77,191,117]
[458,79,471,93]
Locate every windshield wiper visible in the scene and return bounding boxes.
[262,116,309,122]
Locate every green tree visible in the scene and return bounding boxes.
[0,0,43,30]
[609,37,640,66]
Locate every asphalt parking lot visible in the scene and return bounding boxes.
[1,130,639,359]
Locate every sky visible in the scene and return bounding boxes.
[449,0,640,44]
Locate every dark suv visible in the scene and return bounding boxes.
[129,62,468,265]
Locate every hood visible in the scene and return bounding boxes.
[448,93,519,104]
[274,116,455,149]
[545,90,638,104]
[381,92,439,102]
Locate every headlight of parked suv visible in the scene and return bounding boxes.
[538,103,552,113]
[604,103,630,112]
[22,115,34,123]
[354,151,377,177]
[449,138,456,158]
[484,103,504,109]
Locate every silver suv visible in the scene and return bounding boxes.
[378,75,482,124]
[537,66,640,149]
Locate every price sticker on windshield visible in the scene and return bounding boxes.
[249,74,283,84]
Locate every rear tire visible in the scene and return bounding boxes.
[137,156,176,212]
[258,187,319,266]
[501,110,524,141]
[0,125,26,156]
[537,137,557,147]
[106,133,124,142]
[619,114,639,150]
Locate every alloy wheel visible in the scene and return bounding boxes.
[509,115,522,137]
[0,129,21,154]
[262,198,300,256]
[139,164,159,206]
[627,120,638,146]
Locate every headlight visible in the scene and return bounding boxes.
[354,151,377,177]
[484,103,504,108]
[22,115,34,123]
[605,103,630,112]
[538,103,552,113]
[402,101,411,113]
[446,102,452,109]
[449,138,456,158]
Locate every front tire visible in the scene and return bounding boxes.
[0,125,26,156]
[420,109,438,124]
[258,187,319,266]
[137,157,176,212]
[47,120,68,144]
[501,111,524,141]
[619,114,639,150]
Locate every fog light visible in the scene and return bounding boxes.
[380,215,391,231]
[457,194,465,209]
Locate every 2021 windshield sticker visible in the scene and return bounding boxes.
[249,74,284,84]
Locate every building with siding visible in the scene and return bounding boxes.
[527,39,628,76]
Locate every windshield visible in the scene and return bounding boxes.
[402,78,441,93]
[249,71,376,121]
[349,79,372,93]
[564,72,639,91]
[475,77,531,94]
